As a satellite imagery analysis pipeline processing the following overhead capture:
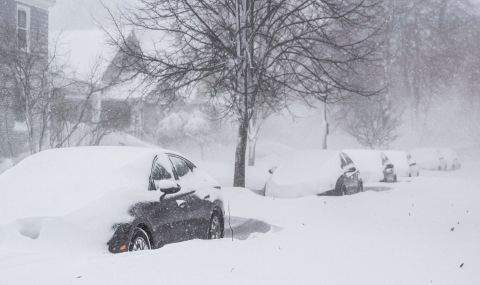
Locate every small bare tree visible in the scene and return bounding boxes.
[339,95,402,149]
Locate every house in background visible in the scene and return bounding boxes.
[55,29,214,144]
[0,0,56,158]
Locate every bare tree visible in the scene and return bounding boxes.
[339,94,402,149]
[107,0,383,186]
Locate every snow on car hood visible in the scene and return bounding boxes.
[266,150,341,198]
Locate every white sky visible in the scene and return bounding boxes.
[50,0,124,31]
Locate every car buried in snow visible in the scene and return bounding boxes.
[0,147,224,253]
[265,150,363,197]
[384,150,420,178]
[410,148,460,171]
[344,149,398,183]
[438,148,461,170]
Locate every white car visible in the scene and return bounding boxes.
[0,147,224,253]
[411,148,460,171]
[438,148,461,170]
[265,150,363,198]
[344,149,397,183]
[384,150,420,177]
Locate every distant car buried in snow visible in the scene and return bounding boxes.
[0,147,224,253]
[438,148,461,170]
[265,150,363,197]
[344,149,397,183]
[384,150,420,178]
[411,148,460,171]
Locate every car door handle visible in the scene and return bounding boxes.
[176,200,187,208]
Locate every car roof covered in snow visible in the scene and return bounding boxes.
[0,146,180,223]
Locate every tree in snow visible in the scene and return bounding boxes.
[108,0,383,187]
[339,95,402,149]
[156,108,216,159]
[377,0,478,131]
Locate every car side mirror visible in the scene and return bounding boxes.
[155,180,181,195]
[385,163,394,169]
[268,166,278,175]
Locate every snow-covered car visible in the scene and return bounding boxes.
[384,150,420,177]
[0,147,224,253]
[410,148,459,171]
[344,149,397,183]
[438,148,461,170]
[411,148,444,170]
[265,150,363,197]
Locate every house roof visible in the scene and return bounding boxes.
[17,0,56,9]
[52,28,173,101]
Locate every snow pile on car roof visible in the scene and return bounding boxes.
[0,147,162,224]
[266,150,341,198]
[344,149,384,183]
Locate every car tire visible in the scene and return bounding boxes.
[393,175,397,183]
[208,211,224,239]
[129,227,151,252]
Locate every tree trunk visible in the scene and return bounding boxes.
[233,117,249,187]
[248,137,256,166]
[322,101,328,149]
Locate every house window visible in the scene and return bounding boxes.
[16,5,30,51]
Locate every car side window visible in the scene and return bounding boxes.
[169,156,192,178]
[344,154,354,165]
[340,155,347,169]
[151,163,172,181]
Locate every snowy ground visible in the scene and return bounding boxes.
[0,157,479,284]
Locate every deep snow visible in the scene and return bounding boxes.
[0,155,479,284]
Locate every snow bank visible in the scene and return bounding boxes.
[2,164,480,284]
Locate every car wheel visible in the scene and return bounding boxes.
[208,212,224,239]
[393,175,397,183]
[129,227,151,252]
